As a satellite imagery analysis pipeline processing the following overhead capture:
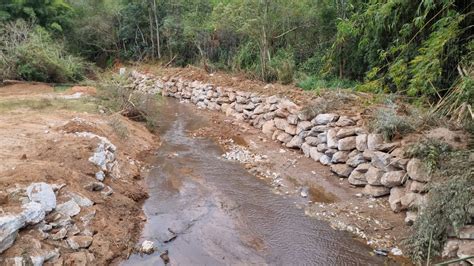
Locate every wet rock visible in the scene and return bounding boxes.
[312,113,339,125]
[67,236,93,250]
[405,211,417,225]
[0,215,25,253]
[309,147,323,161]
[84,182,105,192]
[348,170,367,186]
[407,158,431,182]
[346,153,366,167]
[367,134,383,151]
[336,128,356,138]
[356,134,368,151]
[338,136,356,151]
[51,228,68,240]
[365,166,384,186]
[381,170,407,187]
[286,135,303,148]
[140,240,155,254]
[27,182,57,212]
[363,185,390,197]
[262,120,276,135]
[327,129,338,149]
[388,186,405,212]
[305,136,321,146]
[56,200,81,217]
[296,121,312,135]
[332,151,349,163]
[330,164,354,178]
[319,155,331,165]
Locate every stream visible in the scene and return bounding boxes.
[122,98,388,265]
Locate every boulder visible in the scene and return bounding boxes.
[296,121,313,135]
[338,136,356,151]
[316,143,328,152]
[67,236,93,250]
[277,132,293,143]
[51,228,68,240]
[332,151,349,163]
[327,129,338,149]
[365,166,384,186]
[287,114,298,125]
[346,153,366,167]
[405,211,418,226]
[367,134,383,151]
[286,136,303,149]
[354,163,370,173]
[324,148,337,157]
[388,186,405,212]
[407,180,428,193]
[442,239,459,258]
[363,185,390,197]
[330,164,354,178]
[457,240,474,264]
[401,192,427,210]
[319,155,331,165]
[21,202,45,225]
[348,170,367,186]
[317,132,327,143]
[312,113,339,125]
[140,240,155,254]
[356,134,368,151]
[301,143,311,157]
[407,158,431,182]
[305,136,321,146]
[0,215,25,253]
[381,170,407,187]
[309,148,323,162]
[284,125,297,135]
[335,116,355,127]
[274,118,289,131]
[459,226,474,240]
[371,151,392,170]
[68,192,94,207]
[56,200,81,217]
[336,128,356,138]
[26,183,56,212]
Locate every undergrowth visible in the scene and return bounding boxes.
[405,150,473,263]
[404,138,452,172]
[369,104,416,141]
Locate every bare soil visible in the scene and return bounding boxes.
[0,83,158,264]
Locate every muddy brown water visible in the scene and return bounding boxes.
[123,98,389,265]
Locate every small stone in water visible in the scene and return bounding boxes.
[141,240,155,254]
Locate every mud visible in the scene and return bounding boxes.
[123,98,392,265]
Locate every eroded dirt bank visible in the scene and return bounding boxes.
[123,98,394,265]
[0,83,157,265]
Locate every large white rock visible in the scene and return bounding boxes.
[338,136,356,151]
[27,183,56,212]
[21,202,46,225]
[312,113,339,125]
[0,215,25,253]
[56,200,81,217]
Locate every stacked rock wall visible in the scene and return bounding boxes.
[128,71,472,261]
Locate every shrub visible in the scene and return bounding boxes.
[404,138,451,172]
[296,75,359,91]
[405,150,473,263]
[369,103,416,141]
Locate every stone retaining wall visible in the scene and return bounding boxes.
[128,70,472,262]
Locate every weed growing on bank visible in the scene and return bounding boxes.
[404,138,452,172]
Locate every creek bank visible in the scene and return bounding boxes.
[126,69,473,262]
[0,84,157,265]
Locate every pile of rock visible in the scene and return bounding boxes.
[0,182,96,264]
[127,70,473,261]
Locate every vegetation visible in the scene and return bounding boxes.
[405,138,452,171]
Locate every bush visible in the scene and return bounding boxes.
[404,138,451,172]
[369,103,416,141]
[0,20,87,82]
[405,150,473,263]
[296,75,358,91]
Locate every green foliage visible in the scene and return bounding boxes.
[369,103,416,141]
[405,150,473,262]
[297,75,358,91]
[404,138,452,172]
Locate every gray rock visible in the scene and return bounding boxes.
[296,121,313,135]
[330,164,354,178]
[0,215,25,253]
[277,132,293,143]
[287,114,298,125]
[348,170,367,186]
[317,132,327,143]
[27,183,56,212]
[297,111,313,121]
[319,155,331,165]
[459,226,474,240]
[377,142,400,152]
[335,116,355,127]
[346,153,366,167]
[309,147,323,161]
[21,202,46,225]
[327,129,338,149]
[338,136,356,151]
[95,171,105,182]
[316,143,328,152]
[312,113,339,125]
[324,148,338,157]
[67,236,93,250]
[442,239,460,258]
[401,192,427,210]
[381,170,407,187]
[365,166,384,186]
[336,128,356,138]
[262,120,276,135]
[305,136,321,146]
[363,185,390,197]
[405,211,417,226]
[356,134,368,151]
[56,200,81,217]
[388,186,406,212]
[301,143,311,157]
[407,158,431,182]
[367,134,383,151]
[284,124,297,135]
[274,118,289,131]
[457,241,474,264]
[51,228,68,240]
[354,163,370,173]
[408,180,428,193]
[68,192,94,207]
[286,135,303,148]
[332,151,349,163]
[371,151,392,170]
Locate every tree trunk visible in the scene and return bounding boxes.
[153,0,161,58]
[148,4,155,60]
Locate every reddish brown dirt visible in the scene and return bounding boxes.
[0,84,158,264]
